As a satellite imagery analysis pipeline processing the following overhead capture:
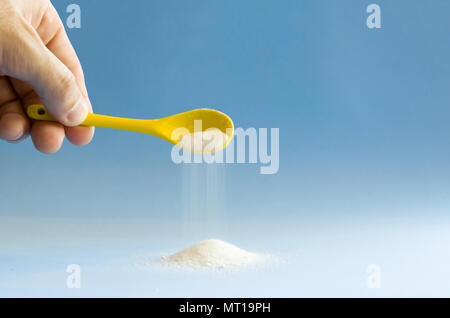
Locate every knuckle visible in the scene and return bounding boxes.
[59,71,76,91]
[56,71,81,113]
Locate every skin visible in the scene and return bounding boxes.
[0,0,93,154]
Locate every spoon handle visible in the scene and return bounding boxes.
[27,104,156,135]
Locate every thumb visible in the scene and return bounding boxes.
[1,18,88,126]
[29,53,89,127]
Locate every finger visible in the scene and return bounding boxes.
[64,126,94,146]
[18,90,65,154]
[0,76,29,142]
[0,76,18,105]
[39,6,94,146]
[31,120,65,154]
[37,4,90,101]
[0,101,30,142]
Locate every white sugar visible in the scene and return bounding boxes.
[177,129,228,154]
[161,239,264,269]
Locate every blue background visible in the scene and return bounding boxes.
[1,0,450,297]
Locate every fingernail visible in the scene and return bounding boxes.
[7,130,28,143]
[66,99,88,125]
[7,132,25,144]
[0,113,28,143]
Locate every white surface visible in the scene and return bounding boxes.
[1,215,450,297]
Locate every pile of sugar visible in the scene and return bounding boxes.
[161,239,263,269]
[177,129,228,154]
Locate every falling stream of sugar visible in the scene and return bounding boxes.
[158,139,266,269]
[180,162,227,241]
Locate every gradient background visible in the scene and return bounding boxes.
[1,0,450,297]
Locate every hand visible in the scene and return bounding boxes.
[0,0,94,154]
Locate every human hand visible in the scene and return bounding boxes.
[0,0,93,154]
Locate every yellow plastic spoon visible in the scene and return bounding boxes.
[27,104,234,152]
